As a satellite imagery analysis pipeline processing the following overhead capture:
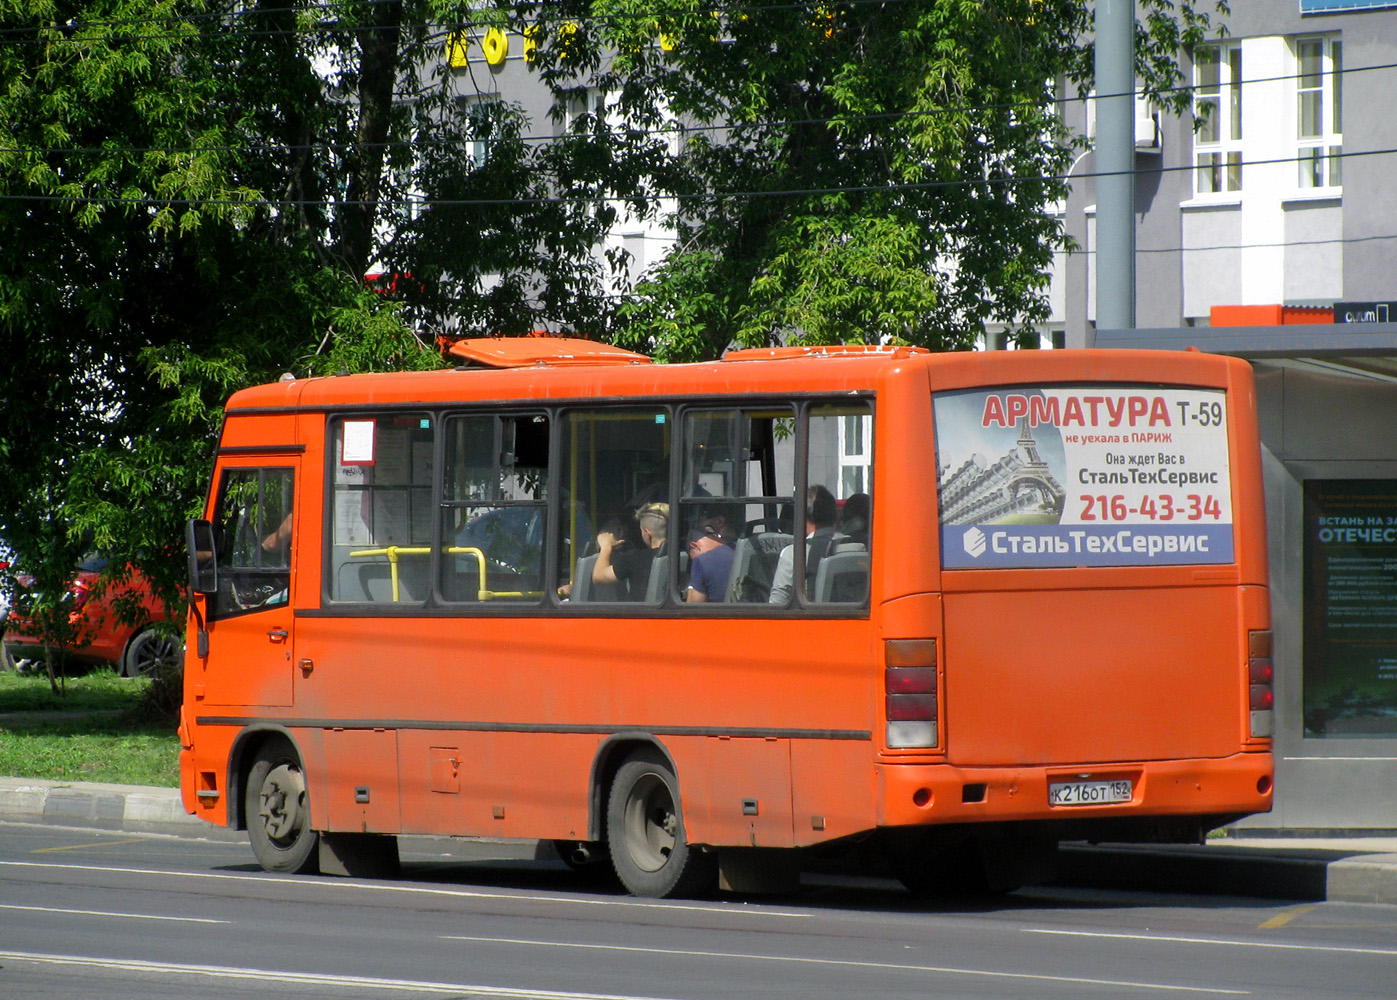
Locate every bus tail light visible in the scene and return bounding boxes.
[885,639,938,749]
[1248,630,1273,738]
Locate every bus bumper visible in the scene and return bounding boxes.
[876,753,1274,832]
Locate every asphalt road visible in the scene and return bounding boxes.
[2,823,1396,999]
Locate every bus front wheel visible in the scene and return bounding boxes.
[245,741,319,874]
[606,750,715,898]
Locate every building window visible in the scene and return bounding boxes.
[563,89,610,218]
[463,98,502,169]
[1296,37,1342,190]
[837,411,872,498]
[1193,44,1242,195]
[565,88,609,136]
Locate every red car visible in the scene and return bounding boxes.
[2,554,182,677]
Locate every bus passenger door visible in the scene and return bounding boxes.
[194,465,298,708]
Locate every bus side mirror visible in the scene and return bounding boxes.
[186,518,219,596]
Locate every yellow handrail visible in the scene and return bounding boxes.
[347,545,537,602]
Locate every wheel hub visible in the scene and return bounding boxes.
[258,763,306,842]
[624,773,677,872]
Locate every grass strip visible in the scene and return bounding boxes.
[0,668,179,787]
[0,668,149,713]
[0,717,178,787]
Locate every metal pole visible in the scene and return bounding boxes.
[1095,0,1136,331]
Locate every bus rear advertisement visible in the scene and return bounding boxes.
[180,340,1273,897]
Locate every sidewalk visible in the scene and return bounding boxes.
[3,776,1397,903]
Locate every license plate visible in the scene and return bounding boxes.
[1048,779,1133,806]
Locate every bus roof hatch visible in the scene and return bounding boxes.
[722,344,929,362]
[441,336,652,369]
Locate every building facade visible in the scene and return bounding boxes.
[1057,2,1397,340]
[439,27,677,298]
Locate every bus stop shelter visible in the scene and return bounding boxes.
[1093,322,1397,832]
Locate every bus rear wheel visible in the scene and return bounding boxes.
[245,741,319,874]
[606,749,715,898]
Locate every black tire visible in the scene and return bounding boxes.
[606,749,715,898]
[245,740,319,874]
[121,626,183,678]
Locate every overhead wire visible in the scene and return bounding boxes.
[1,55,1392,162]
[0,5,1391,256]
[0,141,1390,209]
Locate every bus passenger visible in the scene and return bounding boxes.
[838,493,870,547]
[769,485,839,604]
[556,514,638,600]
[686,518,735,603]
[593,502,668,600]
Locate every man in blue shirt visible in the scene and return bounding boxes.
[686,519,735,603]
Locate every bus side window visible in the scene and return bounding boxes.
[210,467,294,619]
[679,407,795,605]
[556,408,670,605]
[327,414,435,604]
[440,413,549,604]
[804,402,872,605]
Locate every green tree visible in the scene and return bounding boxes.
[0,0,1226,669]
[484,0,1224,360]
[0,0,446,667]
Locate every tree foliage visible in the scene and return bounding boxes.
[0,0,443,643]
[0,0,1226,654]
[483,0,1226,359]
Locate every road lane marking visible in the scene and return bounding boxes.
[1027,928,1397,957]
[1258,906,1315,930]
[0,951,686,999]
[441,934,1247,994]
[0,903,228,924]
[32,837,151,853]
[0,860,810,919]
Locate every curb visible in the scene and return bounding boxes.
[1058,842,1397,905]
[0,778,241,842]
[1325,853,1397,905]
[3,778,1396,903]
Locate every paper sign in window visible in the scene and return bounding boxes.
[342,420,377,465]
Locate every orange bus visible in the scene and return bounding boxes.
[180,339,1273,897]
